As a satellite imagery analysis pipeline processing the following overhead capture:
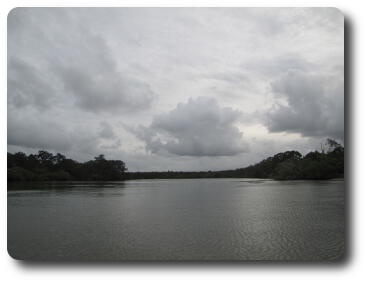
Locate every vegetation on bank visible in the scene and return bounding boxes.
[7,139,343,182]
[8,152,127,182]
[127,139,344,180]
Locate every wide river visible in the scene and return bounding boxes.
[8,179,345,261]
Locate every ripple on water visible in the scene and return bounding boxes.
[8,179,345,260]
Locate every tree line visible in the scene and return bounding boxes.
[7,139,343,182]
[126,139,344,180]
[235,138,344,180]
[8,151,127,182]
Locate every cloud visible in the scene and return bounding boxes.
[7,8,344,171]
[8,8,156,113]
[99,122,116,139]
[100,139,122,150]
[7,114,73,152]
[7,111,102,156]
[7,58,56,110]
[266,69,344,140]
[129,97,248,156]
[58,67,155,113]
[243,54,313,77]
[198,71,249,84]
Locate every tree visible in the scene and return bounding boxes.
[37,150,55,169]
[273,160,301,180]
[94,154,106,161]
[55,153,66,164]
[8,151,128,182]
[7,137,343,182]
[323,139,343,153]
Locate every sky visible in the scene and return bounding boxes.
[7,8,344,171]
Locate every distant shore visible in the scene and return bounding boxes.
[7,139,344,183]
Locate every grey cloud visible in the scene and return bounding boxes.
[243,54,312,77]
[8,8,155,113]
[56,65,155,113]
[8,58,55,110]
[198,71,249,84]
[99,122,115,139]
[7,8,343,171]
[267,69,344,140]
[130,97,248,156]
[100,139,122,150]
[8,114,73,151]
[50,29,156,113]
[7,111,101,155]
[97,122,125,151]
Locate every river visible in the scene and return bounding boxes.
[7,178,345,260]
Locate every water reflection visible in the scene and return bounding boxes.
[8,181,127,198]
[8,179,344,260]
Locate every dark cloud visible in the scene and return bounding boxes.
[267,69,344,140]
[129,97,248,156]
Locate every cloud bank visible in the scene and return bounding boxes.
[267,69,344,140]
[129,97,248,156]
[7,8,344,171]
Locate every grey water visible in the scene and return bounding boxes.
[7,179,345,261]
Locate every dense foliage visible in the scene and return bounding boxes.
[7,151,127,182]
[7,139,344,182]
[126,139,344,180]
[239,140,344,180]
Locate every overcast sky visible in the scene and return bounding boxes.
[7,8,344,171]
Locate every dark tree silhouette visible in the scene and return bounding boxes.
[7,139,343,183]
[8,151,127,182]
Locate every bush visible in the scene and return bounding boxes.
[273,160,301,180]
[48,170,72,181]
[7,167,35,182]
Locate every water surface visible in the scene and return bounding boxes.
[8,179,345,260]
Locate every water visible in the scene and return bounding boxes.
[7,179,345,261]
